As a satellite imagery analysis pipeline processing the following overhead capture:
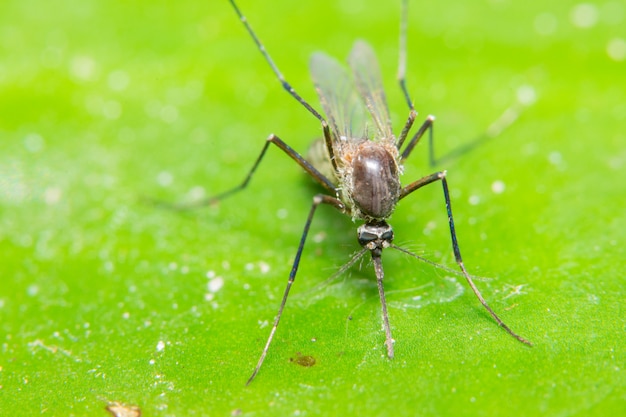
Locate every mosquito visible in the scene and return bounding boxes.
[170,0,532,384]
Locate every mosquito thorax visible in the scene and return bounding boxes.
[357,221,394,257]
[350,142,401,220]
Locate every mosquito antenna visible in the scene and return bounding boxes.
[390,243,488,280]
[228,0,326,123]
[300,248,369,296]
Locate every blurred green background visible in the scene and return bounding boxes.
[1,0,625,415]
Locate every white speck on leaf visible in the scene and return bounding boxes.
[43,187,62,205]
[570,3,598,28]
[607,38,626,61]
[27,285,39,297]
[156,171,173,187]
[259,262,270,274]
[548,151,564,166]
[107,69,130,91]
[276,208,288,219]
[208,276,224,293]
[156,340,165,352]
[491,180,506,194]
[517,85,537,106]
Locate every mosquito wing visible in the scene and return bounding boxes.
[348,40,394,142]
[310,51,369,142]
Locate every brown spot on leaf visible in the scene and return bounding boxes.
[290,352,316,367]
[106,402,141,417]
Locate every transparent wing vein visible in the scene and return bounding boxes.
[310,51,368,142]
[348,40,394,141]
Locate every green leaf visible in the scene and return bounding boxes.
[1,0,625,415]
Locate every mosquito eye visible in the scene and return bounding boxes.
[381,230,394,241]
[358,231,378,246]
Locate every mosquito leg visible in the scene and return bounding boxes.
[228,0,338,193]
[398,169,444,200]
[399,171,532,345]
[372,254,394,359]
[229,0,325,124]
[394,0,417,152]
[394,0,438,166]
[396,109,417,152]
[148,133,337,211]
[321,121,338,174]
[438,174,532,345]
[398,116,435,165]
[397,0,413,112]
[247,194,345,385]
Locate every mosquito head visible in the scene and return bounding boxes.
[357,221,394,257]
